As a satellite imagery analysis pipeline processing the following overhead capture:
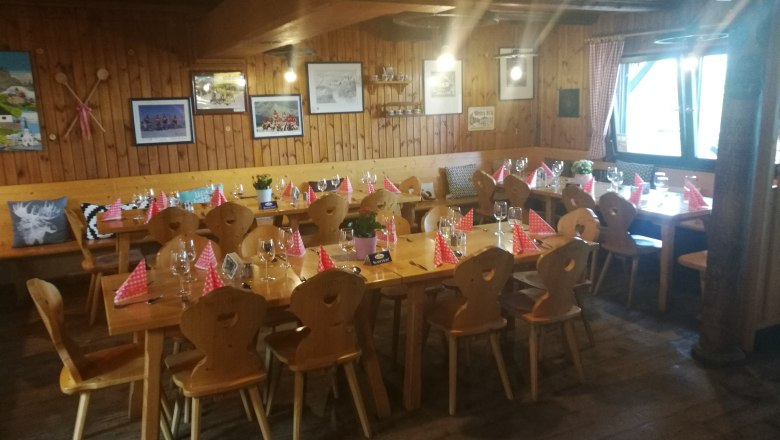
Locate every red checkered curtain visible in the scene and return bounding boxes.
[587,39,624,160]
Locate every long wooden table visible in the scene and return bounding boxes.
[102,223,540,439]
[97,189,421,274]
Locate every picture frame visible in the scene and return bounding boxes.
[130,98,194,146]
[467,106,495,131]
[191,71,247,114]
[306,62,364,114]
[0,51,43,152]
[250,94,304,139]
[423,59,463,115]
[498,48,534,100]
[558,88,580,118]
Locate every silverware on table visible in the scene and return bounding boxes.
[409,260,429,271]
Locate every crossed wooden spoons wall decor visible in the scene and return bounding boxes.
[55,68,109,140]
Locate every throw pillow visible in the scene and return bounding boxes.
[444,164,478,199]
[8,197,69,247]
[616,160,655,186]
[80,202,140,240]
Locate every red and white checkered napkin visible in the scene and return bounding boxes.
[306,184,318,203]
[513,223,539,254]
[282,180,294,198]
[211,187,227,207]
[287,229,306,257]
[582,177,595,195]
[628,185,643,206]
[491,166,508,184]
[144,200,161,223]
[202,265,224,296]
[338,176,353,193]
[194,241,217,270]
[685,181,709,209]
[540,162,554,177]
[158,192,169,211]
[103,198,123,221]
[383,176,401,193]
[366,181,375,193]
[529,209,556,236]
[634,173,644,186]
[317,246,336,272]
[457,209,473,232]
[114,259,148,305]
[433,231,459,267]
[526,169,538,187]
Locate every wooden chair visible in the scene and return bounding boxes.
[204,202,256,254]
[359,188,399,215]
[239,224,281,259]
[147,207,201,244]
[64,208,144,325]
[166,287,271,440]
[425,246,515,415]
[376,209,411,235]
[264,270,372,440]
[504,174,531,210]
[561,185,596,212]
[26,278,171,440]
[472,170,497,223]
[154,232,222,270]
[307,193,349,246]
[398,176,421,195]
[500,238,592,401]
[592,192,662,308]
[678,250,708,295]
[420,205,451,233]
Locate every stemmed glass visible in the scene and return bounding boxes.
[317,178,328,192]
[278,227,293,268]
[257,238,276,281]
[493,201,508,235]
[169,250,191,305]
[514,157,528,175]
[508,207,523,231]
[231,183,244,200]
[654,172,669,196]
[448,206,462,228]
[551,161,565,190]
[340,228,355,259]
[607,166,620,192]
[180,238,197,280]
[331,174,341,189]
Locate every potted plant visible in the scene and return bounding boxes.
[571,160,594,185]
[347,210,384,260]
[252,174,273,205]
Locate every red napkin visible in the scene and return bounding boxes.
[528,209,556,236]
[338,176,353,193]
[457,209,473,232]
[287,229,306,257]
[513,224,539,254]
[103,198,123,221]
[383,176,401,193]
[685,181,709,209]
[114,259,148,305]
[158,192,169,211]
[491,166,508,183]
[194,241,217,270]
[306,185,317,203]
[582,177,595,195]
[317,245,336,272]
[526,169,538,187]
[144,200,161,223]
[540,162,554,177]
[211,187,227,207]
[282,180,294,197]
[629,185,643,206]
[366,182,375,193]
[202,265,224,296]
[433,231,459,267]
[634,173,644,186]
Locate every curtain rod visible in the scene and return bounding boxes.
[585,27,685,43]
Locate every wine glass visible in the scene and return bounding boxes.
[317,178,328,192]
[654,172,669,195]
[180,238,197,280]
[514,157,528,175]
[448,206,462,229]
[340,228,355,259]
[438,216,453,241]
[493,201,508,235]
[508,207,523,231]
[607,166,620,192]
[368,172,377,185]
[331,174,341,189]
[231,183,244,200]
[257,238,276,281]
[169,250,191,305]
[145,188,155,204]
[278,227,293,268]
[551,161,565,189]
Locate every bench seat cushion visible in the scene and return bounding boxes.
[7,197,69,248]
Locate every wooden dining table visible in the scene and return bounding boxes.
[97,188,421,274]
[101,222,540,439]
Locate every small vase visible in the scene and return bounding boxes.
[354,236,377,260]
[572,173,592,186]
[256,188,273,206]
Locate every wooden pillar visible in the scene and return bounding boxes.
[693,0,778,364]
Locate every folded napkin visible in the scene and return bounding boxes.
[158,192,169,211]
[582,177,595,195]
[144,199,161,223]
[306,185,317,203]
[491,166,509,183]
[102,198,123,221]
[540,162,554,177]
[628,184,643,206]
[338,176,353,193]
[513,223,539,254]
[287,229,306,257]
[211,187,227,207]
[317,245,336,272]
[202,265,224,296]
[433,231,459,267]
[282,180,294,197]
[366,181,375,193]
[114,259,148,305]
[685,181,709,209]
[529,209,556,236]
[457,209,474,232]
[194,241,218,270]
[526,169,538,187]
[384,176,401,193]
[634,173,644,186]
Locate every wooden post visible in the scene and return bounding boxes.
[693,0,778,365]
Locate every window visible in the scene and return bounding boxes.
[612,51,727,169]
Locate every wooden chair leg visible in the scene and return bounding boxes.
[85,273,96,314]
[329,367,340,399]
[563,320,585,383]
[344,362,372,438]
[574,291,595,348]
[248,386,272,440]
[293,371,305,440]
[184,396,191,424]
[592,252,613,296]
[88,272,103,326]
[73,392,90,440]
[171,394,183,438]
[266,356,280,416]
[368,289,381,332]
[239,389,253,421]
[190,397,201,440]
[489,332,514,400]
[448,334,458,415]
[528,324,539,401]
[391,298,402,366]
[627,256,640,308]
[588,248,599,294]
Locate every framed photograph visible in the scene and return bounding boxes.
[423,59,463,115]
[467,106,495,131]
[191,71,247,114]
[498,48,534,100]
[306,62,364,114]
[250,94,304,139]
[0,51,43,152]
[130,98,194,146]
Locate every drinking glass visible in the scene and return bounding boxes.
[168,191,180,207]
[368,172,377,185]
[340,228,355,258]
[232,183,244,199]
[278,227,293,268]
[448,206,462,229]
[514,157,528,175]
[493,201,508,235]
[551,161,565,190]
[607,166,620,192]
[169,250,191,304]
[257,238,276,281]
[331,174,341,189]
[654,172,669,195]
[145,188,155,204]
[317,178,328,192]
[438,216,453,241]
[180,238,197,280]
[508,207,523,229]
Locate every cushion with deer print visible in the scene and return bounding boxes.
[7,197,69,247]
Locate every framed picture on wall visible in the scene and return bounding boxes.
[0,51,43,151]
[306,62,364,114]
[191,71,247,114]
[250,94,304,139]
[498,48,534,100]
[423,59,463,115]
[130,98,194,146]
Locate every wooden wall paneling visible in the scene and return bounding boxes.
[92,14,120,179]
[158,24,179,174]
[64,11,92,181]
[110,15,137,177]
[214,116,228,169]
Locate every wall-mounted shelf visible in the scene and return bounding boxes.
[370,80,411,86]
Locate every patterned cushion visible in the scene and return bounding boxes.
[178,184,223,204]
[616,160,655,186]
[80,202,142,240]
[7,197,69,247]
[444,164,478,199]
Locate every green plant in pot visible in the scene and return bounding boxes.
[253,174,274,205]
[347,210,384,260]
[571,160,594,185]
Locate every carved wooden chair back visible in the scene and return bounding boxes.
[147,207,200,244]
[204,202,256,254]
[239,224,281,259]
[472,170,497,216]
[398,176,421,195]
[503,174,531,209]
[531,237,592,318]
[420,205,451,233]
[376,209,411,236]
[64,208,95,266]
[308,193,349,246]
[557,208,600,242]
[451,246,514,330]
[360,189,399,215]
[562,185,596,212]
[155,232,222,269]
[598,192,639,256]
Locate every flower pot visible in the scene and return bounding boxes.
[572,173,593,186]
[256,188,273,206]
[354,236,377,261]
